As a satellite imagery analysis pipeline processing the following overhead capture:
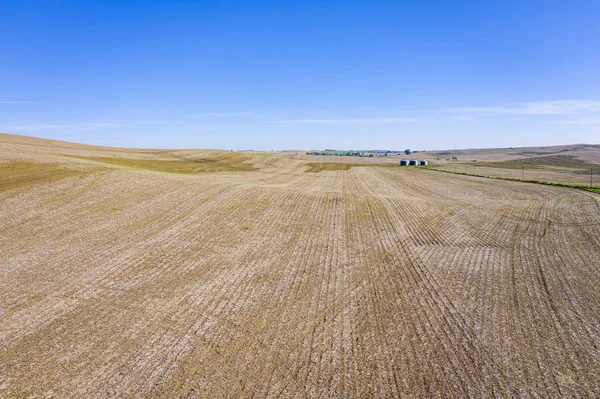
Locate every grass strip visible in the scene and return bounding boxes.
[428,167,600,194]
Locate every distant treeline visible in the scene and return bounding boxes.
[307,150,374,157]
[306,149,422,157]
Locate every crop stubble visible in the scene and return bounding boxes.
[0,135,599,397]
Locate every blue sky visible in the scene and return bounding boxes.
[1,0,599,150]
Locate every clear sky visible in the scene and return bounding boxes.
[1,1,599,150]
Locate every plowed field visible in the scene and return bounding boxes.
[1,134,599,397]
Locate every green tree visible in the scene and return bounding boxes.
[404,149,412,155]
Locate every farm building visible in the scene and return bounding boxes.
[409,159,418,166]
[400,159,408,166]
[420,160,428,166]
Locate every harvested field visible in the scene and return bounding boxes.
[1,133,600,397]
[431,146,600,187]
[66,153,256,174]
[477,154,600,170]
[304,162,373,173]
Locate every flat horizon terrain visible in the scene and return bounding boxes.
[1,133,599,397]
